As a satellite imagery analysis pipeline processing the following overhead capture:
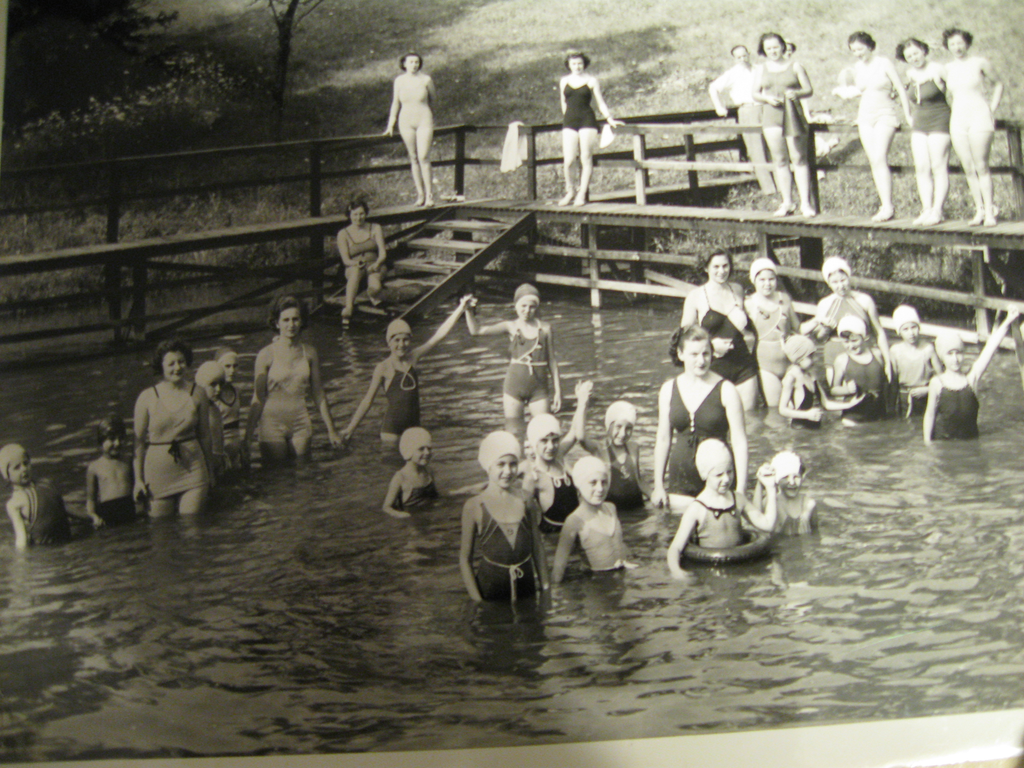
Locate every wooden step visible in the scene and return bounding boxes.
[407,237,485,254]
[423,219,510,233]
[392,259,460,275]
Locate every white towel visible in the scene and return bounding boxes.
[500,121,528,172]
[599,123,616,149]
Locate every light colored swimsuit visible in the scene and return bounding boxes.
[578,509,625,571]
[259,345,313,444]
[855,57,900,130]
[144,384,208,499]
[946,59,995,135]
[395,75,433,132]
[748,295,791,379]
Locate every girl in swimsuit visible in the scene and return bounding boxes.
[213,347,246,472]
[523,380,592,533]
[666,440,777,580]
[889,305,942,417]
[897,38,951,226]
[460,431,547,602]
[751,32,816,217]
[465,283,563,436]
[382,428,439,519]
[744,257,801,407]
[384,53,436,207]
[680,251,758,410]
[777,335,857,428]
[830,316,890,425]
[551,457,638,584]
[834,32,912,222]
[923,309,1019,443]
[580,400,649,511]
[337,199,387,321]
[801,256,891,383]
[86,416,137,527]
[246,296,340,466]
[651,326,748,508]
[195,361,227,478]
[558,51,622,207]
[3,444,79,548]
[755,451,816,535]
[343,295,472,448]
[133,339,214,516]
[943,28,1004,227]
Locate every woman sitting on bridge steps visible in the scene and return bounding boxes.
[337,199,387,322]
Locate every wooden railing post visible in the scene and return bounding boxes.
[454,127,466,198]
[1005,124,1024,219]
[587,223,600,309]
[105,162,123,341]
[806,123,821,213]
[684,133,699,190]
[972,246,992,339]
[525,126,538,201]
[633,133,648,205]
[308,143,325,306]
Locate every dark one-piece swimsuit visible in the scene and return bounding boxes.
[791,381,822,429]
[537,468,579,533]
[382,365,420,437]
[394,480,438,512]
[607,444,644,511]
[934,384,979,439]
[701,301,758,385]
[563,83,600,131]
[475,503,537,602]
[841,355,887,422]
[667,378,730,496]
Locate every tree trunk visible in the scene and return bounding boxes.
[271,0,300,141]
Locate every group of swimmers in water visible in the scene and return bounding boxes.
[5,247,1018,605]
[384,26,1004,226]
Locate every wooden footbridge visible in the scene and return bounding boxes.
[3,109,1024,361]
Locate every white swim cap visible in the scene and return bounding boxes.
[783,334,816,363]
[837,315,868,337]
[195,360,226,387]
[695,439,733,481]
[513,283,540,306]
[571,455,609,488]
[604,400,637,430]
[526,414,561,449]
[0,443,27,482]
[934,330,965,356]
[748,257,777,284]
[821,256,851,281]
[477,431,521,471]
[386,319,412,342]
[892,305,921,332]
[399,427,432,460]
[770,450,803,481]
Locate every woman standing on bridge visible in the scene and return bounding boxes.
[752,32,816,218]
[558,51,623,207]
[834,32,912,222]
[681,251,759,411]
[943,28,1004,227]
[385,52,436,208]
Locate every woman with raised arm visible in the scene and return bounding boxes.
[385,52,436,207]
[943,28,1004,226]
[834,31,913,222]
[752,32,816,218]
[897,38,951,225]
[558,51,623,206]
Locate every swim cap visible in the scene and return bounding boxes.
[837,315,868,337]
[604,400,638,430]
[0,443,27,482]
[783,334,816,363]
[934,330,965,356]
[821,256,851,281]
[892,305,921,332]
[695,439,733,481]
[214,348,238,363]
[571,455,609,488]
[513,283,540,305]
[195,360,226,387]
[526,413,561,449]
[386,319,412,341]
[477,431,521,471]
[399,427,432,460]
[749,257,777,284]
[770,450,803,481]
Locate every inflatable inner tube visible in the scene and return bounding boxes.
[681,528,773,564]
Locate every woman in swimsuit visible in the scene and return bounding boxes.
[943,28,1004,227]
[385,52,436,207]
[744,257,800,407]
[343,296,472,448]
[246,296,340,466]
[923,310,1019,443]
[558,51,622,207]
[801,256,891,383]
[834,32,912,222]
[465,283,562,436]
[337,199,387,321]
[680,251,758,410]
[460,431,547,602]
[897,38,951,225]
[133,339,214,517]
[651,326,748,508]
[751,32,816,217]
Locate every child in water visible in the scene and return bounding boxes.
[778,335,860,428]
[460,431,547,602]
[465,283,563,436]
[551,456,639,584]
[382,427,439,518]
[830,316,889,424]
[343,295,473,448]
[195,361,228,478]
[923,309,1020,442]
[213,347,246,470]
[85,416,138,527]
[755,450,815,534]
[666,439,776,579]
[523,379,592,533]
[2,443,85,548]
[580,400,649,511]
[889,305,942,417]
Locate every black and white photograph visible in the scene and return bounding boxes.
[2,1,1024,766]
